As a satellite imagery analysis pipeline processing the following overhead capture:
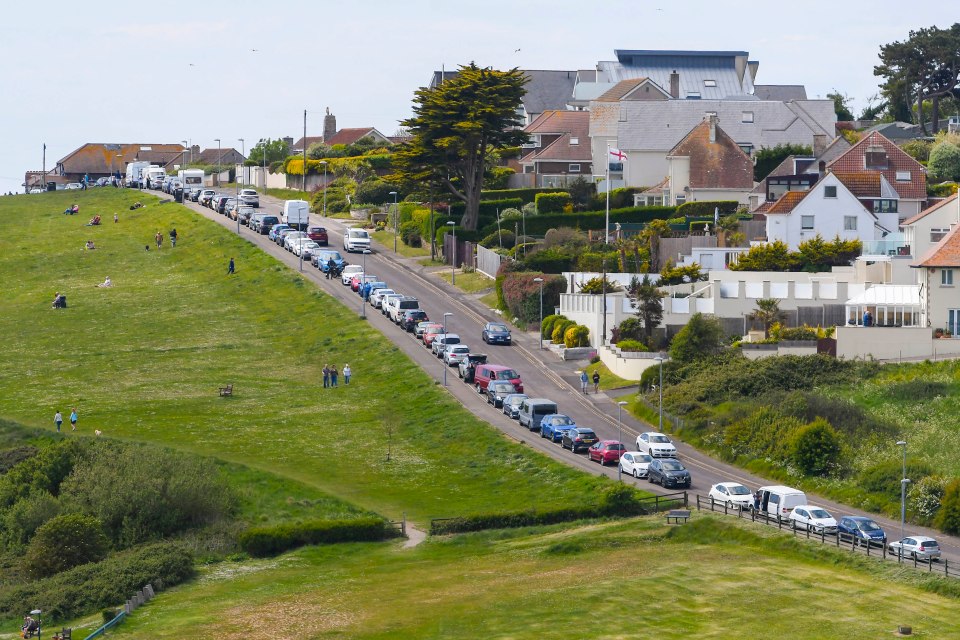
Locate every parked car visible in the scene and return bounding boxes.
[539,414,576,442]
[239,188,259,207]
[268,224,292,243]
[198,190,217,206]
[307,226,329,246]
[647,458,691,488]
[249,213,267,233]
[380,294,404,316]
[889,536,941,561]
[238,207,257,226]
[297,241,322,259]
[432,334,462,357]
[340,264,364,285]
[458,352,488,383]
[417,322,443,340]
[443,344,471,366]
[756,485,808,521]
[276,228,299,247]
[501,393,528,419]
[423,328,445,349]
[481,322,512,345]
[588,440,626,466]
[517,397,555,429]
[401,310,430,332]
[369,288,396,309]
[707,483,753,510]
[618,452,653,479]
[343,227,372,253]
[257,215,280,235]
[217,197,235,215]
[65,182,83,190]
[788,506,838,534]
[474,364,523,394]
[486,381,517,407]
[210,194,227,211]
[636,432,678,458]
[837,516,887,544]
[386,296,420,323]
[314,250,346,273]
[561,427,599,453]
[361,281,387,301]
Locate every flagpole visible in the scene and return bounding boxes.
[605,142,610,244]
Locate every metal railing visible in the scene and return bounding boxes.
[83,611,126,640]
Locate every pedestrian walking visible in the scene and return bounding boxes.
[592,370,601,394]
[330,366,339,387]
[322,365,330,388]
[227,258,235,275]
[113,213,118,223]
[579,371,589,394]
[753,490,761,512]
[155,231,163,249]
[343,364,352,385]
[170,228,178,247]
[54,410,63,433]
[69,407,78,431]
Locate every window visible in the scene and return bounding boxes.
[844,216,858,231]
[568,164,580,172]
[896,171,911,181]
[619,106,627,122]
[569,137,579,145]
[872,199,898,214]
[943,269,954,286]
[675,194,687,205]
[824,185,837,198]
[742,111,754,123]
[738,143,754,156]
[523,165,534,174]
[931,228,949,243]
[704,79,717,87]
[865,148,888,169]
[801,215,815,230]
[686,92,701,100]
[608,162,623,172]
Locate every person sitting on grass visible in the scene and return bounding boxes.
[87,214,101,226]
[97,276,112,288]
[85,240,96,250]
[51,292,66,309]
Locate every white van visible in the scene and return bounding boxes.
[518,398,559,430]
[145,166,166,188]
[344,227,372,253]
[283,200,310,230]
[125,161,151,188]
[757,485,807,521]
[178,169,204,191]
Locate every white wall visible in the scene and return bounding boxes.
[599,345,664,381]
[835,326,960,360]
[625,150,668,189]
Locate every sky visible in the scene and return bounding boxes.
[0,0,951,194]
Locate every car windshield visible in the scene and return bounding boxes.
[608,443,626,450]
[858,520,881,531]
[636,454,652,463]
[809,509,831,519]
[728,485,751,496]
[349,230,369,238]
[660,460,684,470]
[507,396,526,406]
[550,417,573,426]
[650,435,670,443]
[488,324,508,332]
[492,383,514,392]
[497,370,519,380]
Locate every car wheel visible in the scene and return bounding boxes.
[633,468,640,479]
[648,474,654,483]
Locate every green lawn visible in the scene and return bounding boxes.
[0,190,609,528]
[110,515,960,639]
[437,270,494,294]
[371,230,431,258]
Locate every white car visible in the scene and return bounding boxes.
[708,482,753,509]
[636,432,677,458]
[283,231,308,251]
[889,536,941,561]
[432,334,461,357]
[65,182,84,190]
[340,265,364,285]
[369,288,396,309]
[618,451,652,479]
[239,188,259,207]
[297,241,321,259]
[443,344,471,366]
[288,237,312,256]
[343,228,372,253]
[788,505,838,534]
[379,293,403,315]
[29,188,43,194]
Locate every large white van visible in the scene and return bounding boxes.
[283,200,310,230]
[757,485,807,521]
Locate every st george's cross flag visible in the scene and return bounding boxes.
[609,148,628,162]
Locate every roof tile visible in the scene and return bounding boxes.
[827,131,926,200]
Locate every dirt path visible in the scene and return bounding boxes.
[403,524,427,548]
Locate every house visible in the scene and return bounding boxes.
[913,198,960,334]
[747,136,851,211]
[518,110,592,187]
[826,131,927,219]
[195,147,246,167]
[428,69,577,125]
[49,143,187,183]
[902,193,960,264]
[290,109,391,153]
[635,115,754,207]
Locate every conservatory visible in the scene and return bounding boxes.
[845,284,922,327]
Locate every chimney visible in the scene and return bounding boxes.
[191,144,200,157]
[813,134,827,158]
[282,136,294,152]
[818,160,826,180]
[669,70,680,99]
[708,115,718,143]
[323,107,337,142]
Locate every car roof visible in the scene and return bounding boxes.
[523,398,555,405]
[910,536,938,542]
[642,431,668,437]
[481,364,515,372]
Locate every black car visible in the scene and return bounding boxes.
[561,427,598,453]
[482,322,512,345]
[400,310,429,332]
[486,381,517,407]
[648,458,691,488]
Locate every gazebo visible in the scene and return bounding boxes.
[845,284,921,327]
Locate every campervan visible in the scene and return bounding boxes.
[125,161,151,188]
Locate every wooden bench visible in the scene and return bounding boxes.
[666,509,691,524]
[218,384,233,397]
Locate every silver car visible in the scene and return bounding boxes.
[443,344,471,366]
[889,536,941,561]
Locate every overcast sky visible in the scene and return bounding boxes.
[0,0,950,194]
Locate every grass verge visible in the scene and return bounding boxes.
[370,230,431,258]
[437,270,493,294]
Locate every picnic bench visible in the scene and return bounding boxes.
[218,384,233,397]
[666,509,691,524]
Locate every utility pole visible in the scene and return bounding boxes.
[302,109,307,193]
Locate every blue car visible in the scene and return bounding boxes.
[313,250,345,272]
[540,414,576,442]
[482,322,512,345]
[268,224,292,242]
[837,516,887,544]
[362,281,387,300]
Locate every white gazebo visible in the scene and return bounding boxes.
[845,284,922,328]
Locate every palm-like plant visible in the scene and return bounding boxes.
[750,298,785,338]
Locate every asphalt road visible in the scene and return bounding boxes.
[177,188,960,565]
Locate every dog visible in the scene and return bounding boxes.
[94,430,102,436]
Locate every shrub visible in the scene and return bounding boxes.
[789,418,843,475]
[552,319,575,344]
[616,317,644,343]
[564,324,590,348]
[535,192,572,214]
[480,229,516,249]
[399,221,422,247]
[501,272,565,325]
[577,277,623,294]
[775,325,819,341]
[859,459,935,499]
[675,201,740,218]
[480,187,567,204]
[238,517,393,557]
[0,445,38,474]
[0,439,89,508]
[615,339,648,352]
[929,140,960,182]
[589,187,645,210]
[541,314,567,339]
[521,247,576,273]
[723,407,801,461]
[24,514,110,578]
[934,478,960,534]
[910,475,947,521]
[1,490,60,549]
[354,179,400,205]
[669,313,724,364]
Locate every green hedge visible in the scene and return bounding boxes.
[238,517,394,558]
[482,205,677,237]
[480,187,568,204]
[675,200,740,218]
[535,192,572,214]
[448,198,524,220]
[435,225,480,247]
[0,542,194,623]
[541,314,568,339]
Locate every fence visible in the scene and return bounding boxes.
[695,495,957,580]
[83,612,126,640]
[636,394,687,433]
[637,491,688,514]
[442,235,475,270]
[476,244,507,279]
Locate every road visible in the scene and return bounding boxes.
[178,188,960,564]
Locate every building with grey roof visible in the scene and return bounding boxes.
[596,50,758,100]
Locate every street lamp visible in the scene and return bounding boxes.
[320,160,328,216]
[654,356,665,432]
[442,312,453,386]
[447,221,456,285]
[262,142,267,191]
[533,277,544,349]
[897,440,909,539]
[238,138,245,187]
[390,191,399,253]
[360,249,370,319]
[617,400,628,482]
[214,138,221,187]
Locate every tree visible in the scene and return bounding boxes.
[24,513,109,578]
[749,298,785,338]
[632,274,665,346]
[391,63,528,230]
[934,478,960,534]
[928,138,960,182]
[567,176,595,210]
[754,144,813,182]
[245,138,290,166]
[729,240,799,272]
[639,219,671,271]
[669,313,724,364]
[827,90,855,121]
[790,418,843,475]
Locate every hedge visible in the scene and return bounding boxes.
[481,205,677,237]
[564,324,590,347]
[589,187,645,210]
[448,198,524,221]
[675,200,740,218]
[535,192,572,214]
[435,225,480,248]
[552,319,575,343]
[399,220,422,247]
[480,187,568,204]
[238,517,394,558]
[501,272,565,325]
[0,542,193,623]
[285,154,392,176]
[541,314,567,339]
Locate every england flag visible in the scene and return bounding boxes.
[609,148,628,162]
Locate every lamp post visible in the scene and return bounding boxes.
[238,138,245,187]
[447,221,456,285]
[262,142,267,191]
[181,139,188,172]
[897,440,909,539]
[654,356,665,432]
[534,277,544,349]
[617,400,628,481]
[442,312,453,385]
[390,191,399,253]
[320,160,328,216]
[360,249,369,319]
[214,138,221,187]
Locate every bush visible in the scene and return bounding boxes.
[789,418,843,475]
[564,324,590,348]
[615,339,648,352]
[616,317,644,343]
[479,229,516,249]
[522,247,576,273]
[535,192,572,214]
[0,445,38,474]
[552,319,575,344]
[0,542,194,622]
[238,517,393,557]
[723,407,801,461]
[24,514,110,578]
[399,221,422,247]
[860,459,936,499]
[589,187,645,210]
[500,272,565,325]
[0,439,89,508]
[1,490,61,549]
[675,201,740,218]
[480,187,568,204]
[669,313,724,364]
[934,479,960,534]
[910,475,947,521]
[354,179,400,205]
[541,314,567,339]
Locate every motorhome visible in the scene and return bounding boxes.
[178,169,205,193]
[144,166,166,188]
[124,161,151,188]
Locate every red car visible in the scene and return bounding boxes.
[350,275,364,291]
[588,440,626,466]
[307,226,329,246]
